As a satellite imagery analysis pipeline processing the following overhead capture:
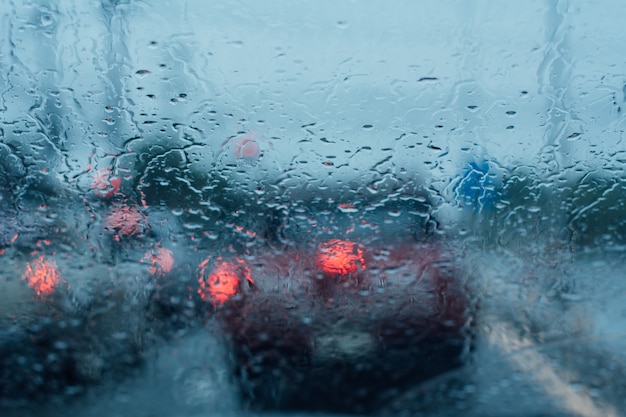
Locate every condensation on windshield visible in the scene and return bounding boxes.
[1,1,626,416]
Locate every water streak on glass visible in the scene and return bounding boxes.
[1,1,626,416]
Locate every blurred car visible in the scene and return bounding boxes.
[200,237,472,414]
[0,157,474,415]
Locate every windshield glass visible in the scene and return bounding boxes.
[1,1,626,416]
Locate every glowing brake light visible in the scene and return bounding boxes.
[103,205,146,241]
[316,239,366,277]
[142,247,174,277]
[198,258,254,305]
[233,132,260,160]
[22,255,60,296]
[91,168,121,199]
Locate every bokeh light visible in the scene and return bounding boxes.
[198,258,253,305]
[316,239,366,277]
[233,132,260,160]
[91,168,121,199]
[103,205,147,241]
[142,246,174,277]
[22,255,60,296]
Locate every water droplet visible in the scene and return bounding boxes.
[362,124,374,130]
[336,20,349,29]
[561,293,584,302]
[338,204,358,213]
[567,132,581,140]
[40,14,53,27]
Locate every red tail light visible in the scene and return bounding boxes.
[22,255,60,296]
[233,132,260,160]
[198,258,254,305]
[91,168,121,199]
[142,247,174,277]
[103,205,146,241]
[316,239,366,277]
